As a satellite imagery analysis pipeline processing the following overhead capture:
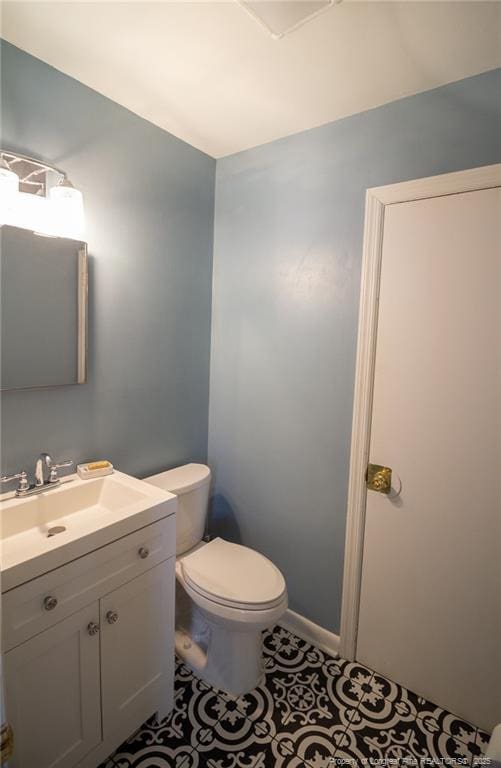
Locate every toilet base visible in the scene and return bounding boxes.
[175,583,266,696]
[177,623,264,696]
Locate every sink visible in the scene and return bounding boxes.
[0,471,177,590]
[1,476,152,540]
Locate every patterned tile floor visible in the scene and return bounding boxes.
[101,625,491,768]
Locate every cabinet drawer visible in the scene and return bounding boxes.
[2,515,175,651]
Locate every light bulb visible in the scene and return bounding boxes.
[11,192,53,235]
[49,180,84,240]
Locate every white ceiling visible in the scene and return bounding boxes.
[2,1,500,158]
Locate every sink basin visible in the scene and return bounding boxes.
[0,471,177,590]
[1,476,152,540]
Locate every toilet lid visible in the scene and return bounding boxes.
[180,538,286,609]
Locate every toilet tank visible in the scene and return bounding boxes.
[145,463,211,555]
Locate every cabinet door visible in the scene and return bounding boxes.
[4,603,101,768]
[100,559,175,746]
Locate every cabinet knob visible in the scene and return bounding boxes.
[106,610,119,625]
[138,546,149,560]
[43,596,58,611]
[87,622,100,636]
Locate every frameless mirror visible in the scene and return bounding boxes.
[1,225,88,390]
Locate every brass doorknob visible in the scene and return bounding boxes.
[106,610,119,624]
[0,722,14,763]
[366,464,392,494]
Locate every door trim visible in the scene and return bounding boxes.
[339,162,501,661]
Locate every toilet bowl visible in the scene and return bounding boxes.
[146,463,288,695]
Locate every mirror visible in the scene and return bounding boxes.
[1,225,88,390]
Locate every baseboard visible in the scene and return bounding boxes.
[278,609,340,659]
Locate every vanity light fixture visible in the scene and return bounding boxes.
[0,150,84,240]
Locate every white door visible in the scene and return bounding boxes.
[100,559,175,746]
[4,603,101,768]
[357,185,501,732]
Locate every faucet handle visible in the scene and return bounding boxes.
[48,460,74,484]
[1,471,29,492]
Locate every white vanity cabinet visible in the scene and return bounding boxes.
[2,514,176,768]
[99,559,174,748]
[4,602,102,768]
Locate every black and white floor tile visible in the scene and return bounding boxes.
[101,625,492,768]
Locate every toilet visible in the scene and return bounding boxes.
[146,463,288,695]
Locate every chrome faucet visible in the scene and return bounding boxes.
[35,452,53,486]
[1,453,74,498]
[34,452,73,488]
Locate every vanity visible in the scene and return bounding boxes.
[0,470,177,768]
[0,154,176,766]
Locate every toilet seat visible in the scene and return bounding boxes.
[179,537,286,611]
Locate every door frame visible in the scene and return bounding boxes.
[339,163,501,661]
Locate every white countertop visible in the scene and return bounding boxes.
[0,470,177,591]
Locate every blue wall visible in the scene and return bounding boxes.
[209,68,501,633]
[1,41,216,477]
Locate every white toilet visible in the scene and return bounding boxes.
[146,463,288,695]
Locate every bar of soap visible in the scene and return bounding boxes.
[87,461,111,471]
